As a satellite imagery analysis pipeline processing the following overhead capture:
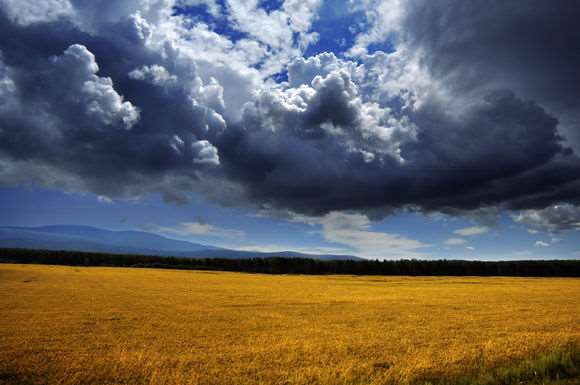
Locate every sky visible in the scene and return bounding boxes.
[0,0,579,259]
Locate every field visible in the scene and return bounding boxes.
[0,264,579,385]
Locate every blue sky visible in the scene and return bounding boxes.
[1,0,579,259]
[2,186,578,259]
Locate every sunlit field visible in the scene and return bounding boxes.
[0,264,578,385]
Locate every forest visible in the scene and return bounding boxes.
[1,248,579,277]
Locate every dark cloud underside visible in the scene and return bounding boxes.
[0,0,579,230]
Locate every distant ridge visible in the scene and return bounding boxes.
[0,225,361,261]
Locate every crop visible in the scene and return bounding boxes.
[0,264,578,385]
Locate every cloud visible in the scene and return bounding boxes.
[0,54,15,105]
[233,243,348,256]
[97,195,113,203]
[129,64,177,86]
[179,0,222,18]
[0,13,229,203]
[512,204,580,233]
[0,1,579,226]
[466,246,475,251]
[219,77,575,216]
[453,226,488,237]
[147,222,245,240]
[318,212,428,258]
[397,1,580,153]
[55,44,140,129]
[443,238,466,246]
[192,140,220,166]
[178,0,322,76]
[534,241,549,248]
[346,0,404,57]
[0,0,74,25]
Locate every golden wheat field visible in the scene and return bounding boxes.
[0,264,579,385]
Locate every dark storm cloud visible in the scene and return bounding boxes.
[218,87,579,215]
[0,0,579,225]
[0,7,223,202]
[213,1,580,216]
[400,0,580,149]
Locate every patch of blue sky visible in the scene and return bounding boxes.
[367,38,396,55]
[304,5,367,58]
[172,1,248,43]
[372,212,536,260]
[444,215,526,260]
[270,70,289,83]
[372,211,452,246]
[3,186,578,259]
[259,0,284,13]
[0,187,333,251]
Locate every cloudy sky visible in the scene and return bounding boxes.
[1,0,579,259]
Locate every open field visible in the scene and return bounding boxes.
[0,264,579,385]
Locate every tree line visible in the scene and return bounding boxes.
[1,248,579,277]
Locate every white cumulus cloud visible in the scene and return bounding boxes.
[0,0,74,25]
[153,221,245,240]
[453,226,489,237]
[319,212,428,258]
[444,238,466,246]
[54,44,140,129]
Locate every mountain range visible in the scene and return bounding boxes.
[0,225,360,261]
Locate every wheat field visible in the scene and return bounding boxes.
[0,264,578,385]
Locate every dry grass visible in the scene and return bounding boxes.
[0,264,578,385]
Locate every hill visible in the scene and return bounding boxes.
[0,225,360,261]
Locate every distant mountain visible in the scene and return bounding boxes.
[0,225,361,261]
[176,249,360,261]
[0,225,216,256]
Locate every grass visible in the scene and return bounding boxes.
[425,349,579,385]
[0,264,578,385]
